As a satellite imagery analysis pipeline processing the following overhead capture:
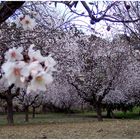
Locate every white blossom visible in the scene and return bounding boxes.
[44,54,56,73]
[2,43,56,93]
[5,47,23,62]
[20,15,36,30]
[28,44,44,62]
[28,61,43,76]
[27,71,53,93]
[2,61,29,87]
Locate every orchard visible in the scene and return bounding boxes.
[0,1,139,139]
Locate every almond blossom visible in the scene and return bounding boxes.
[44,54,57,73]
[27,71,53,93]
[2,61,29,88]
[5,47,23,62]
[19,15,36,30]
[2,44,56,92]
[28,44,45,62]
[28,61,43,76]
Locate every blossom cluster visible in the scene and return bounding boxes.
[1,45,56,93]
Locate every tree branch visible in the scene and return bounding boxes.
[0,1,25,24]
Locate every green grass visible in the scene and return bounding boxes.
[113,107,140,119]
[0,112,140,138]
[0,112,100,125]
[114,111,140,119]
[0,109,140,126]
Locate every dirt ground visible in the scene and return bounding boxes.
[0,119,140,139]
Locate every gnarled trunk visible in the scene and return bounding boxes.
[32,107,35,118]
[107,108,115,118]
[107,108,112,118]
[42,104,47,113]
[25,106,29,122]
[6,97,14,125]
[95,104,103,121]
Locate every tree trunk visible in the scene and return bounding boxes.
[32,107,35,118]
[42,104,47,113]
[25,106,29,122]
[95,104,103,121]
[107,108,112,118]
[111,110,115,118]
[6,97,14,125]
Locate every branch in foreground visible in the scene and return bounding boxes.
[0,1,25,24]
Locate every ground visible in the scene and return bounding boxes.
[0,112,140,139]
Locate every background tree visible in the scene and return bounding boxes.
[66,35,130,121]
[16,90,44,122]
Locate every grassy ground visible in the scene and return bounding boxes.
[0,112,140,138]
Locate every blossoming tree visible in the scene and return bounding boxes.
[0,44,56,124]
[0,2,79,124]
[0,11,56,124]
[66,35,131,121]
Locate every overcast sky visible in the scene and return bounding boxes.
[53,1,124,40]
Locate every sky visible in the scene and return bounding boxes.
[52,1,124,40]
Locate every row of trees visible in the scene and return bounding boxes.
[1,25,140,123]
[0,1,140,125]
